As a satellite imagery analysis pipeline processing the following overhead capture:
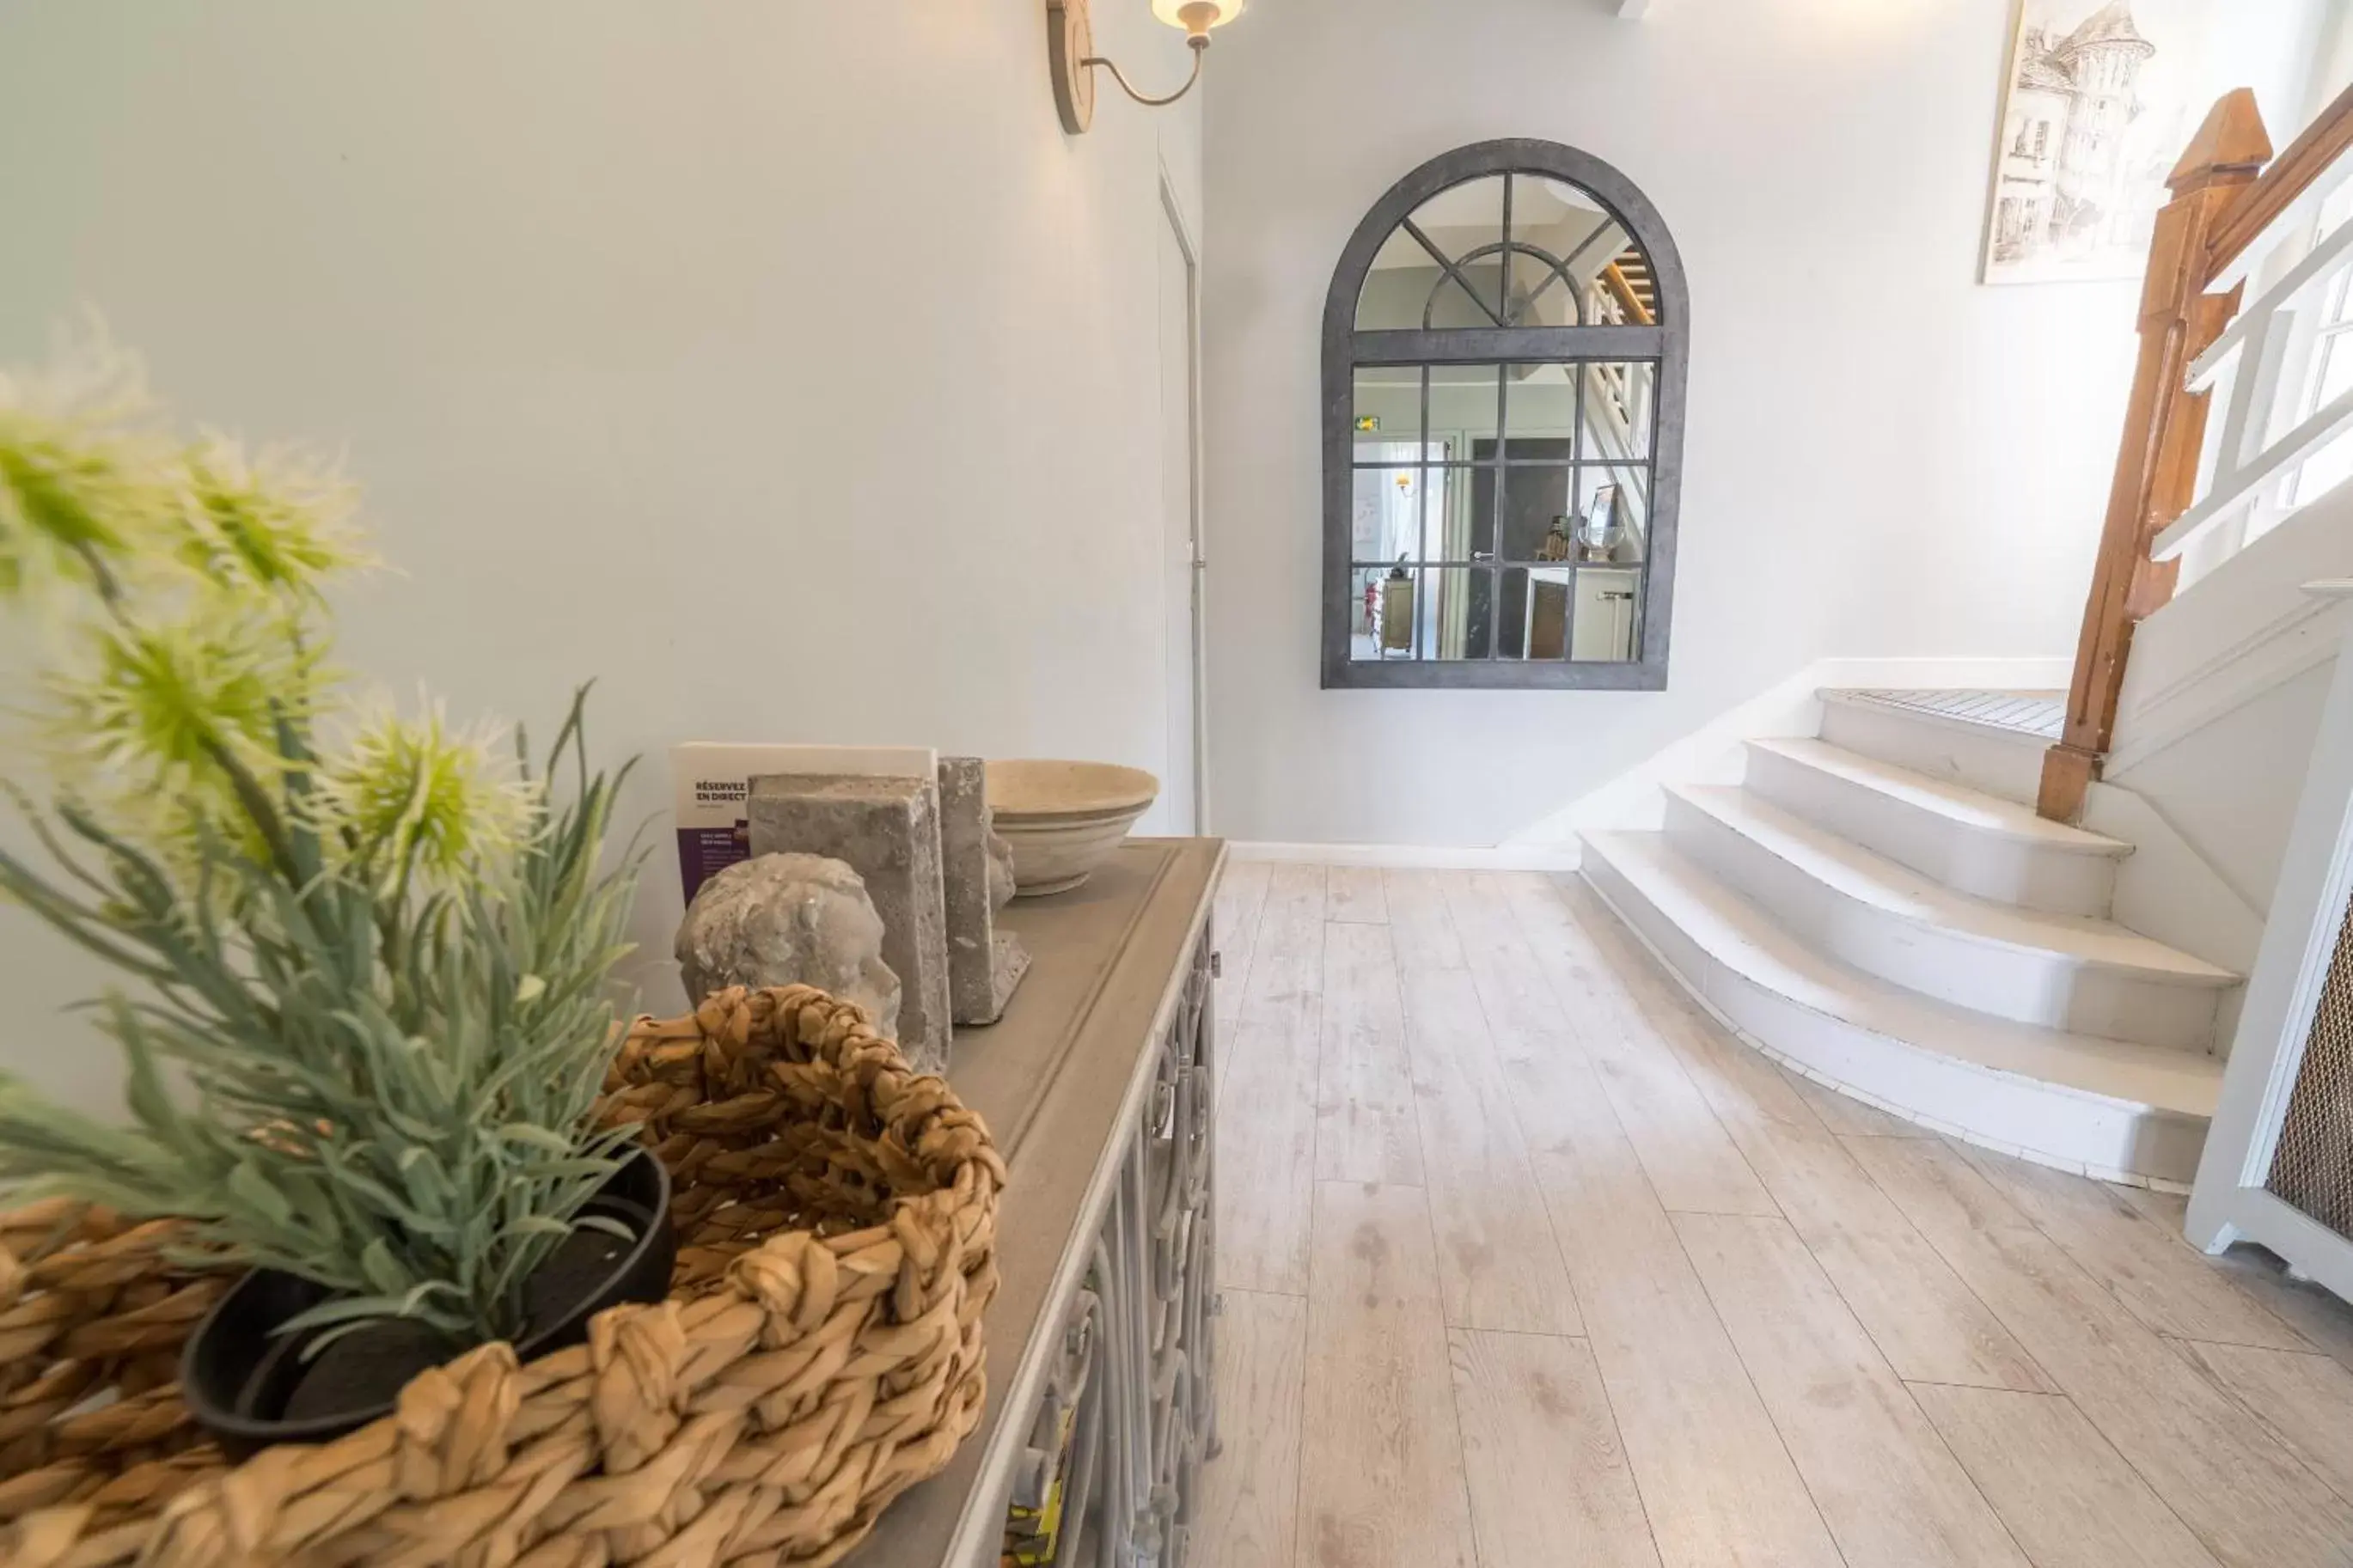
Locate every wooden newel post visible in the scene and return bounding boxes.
[2038,89,2273,823]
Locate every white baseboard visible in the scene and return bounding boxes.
[1227,840,1584,871]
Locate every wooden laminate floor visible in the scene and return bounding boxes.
[1195,864,2353,1568]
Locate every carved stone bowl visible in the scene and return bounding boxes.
[985,760,1160,896]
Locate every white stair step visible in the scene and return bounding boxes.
[1580,829,2220,1186]
[1818,688,2050,806]
[1744,736,2130,917]
[1664,784,2235,1052]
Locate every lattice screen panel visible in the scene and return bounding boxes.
[2267,894,2353,1240]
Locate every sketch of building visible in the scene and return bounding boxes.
[1983,1,2187,284]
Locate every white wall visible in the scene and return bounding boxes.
[1201,0,2324,850]
[0,1,1201,1110]
[2310,0,2353,113]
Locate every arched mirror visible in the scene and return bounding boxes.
[1323,140,1688,689]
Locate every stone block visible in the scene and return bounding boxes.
[938,756,1030,1026]
[748,773,953,1075]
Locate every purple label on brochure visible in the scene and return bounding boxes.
[677,824,749,905]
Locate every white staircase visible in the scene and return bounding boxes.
[1581,690,2240,1187]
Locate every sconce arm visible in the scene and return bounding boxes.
[1083,36,1207,108]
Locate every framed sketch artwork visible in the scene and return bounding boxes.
[1981,0,2223,285]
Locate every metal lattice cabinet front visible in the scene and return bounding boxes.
[2266,900,2353,1239]
[1018,916,1219,1568]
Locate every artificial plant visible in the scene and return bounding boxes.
[0,329,646,1350]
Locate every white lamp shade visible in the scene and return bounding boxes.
[1151,0,1246,31]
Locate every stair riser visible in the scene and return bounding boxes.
[1743,743,2120,918]
[1818,699,2045,807]
[1664,794,2222,1052]
[1580,845,2208,1186]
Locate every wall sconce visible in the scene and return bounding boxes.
[1048,0,1247,135]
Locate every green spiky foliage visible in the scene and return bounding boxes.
[0,326,646,1350]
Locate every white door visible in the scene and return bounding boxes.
[1157,191,1203,833]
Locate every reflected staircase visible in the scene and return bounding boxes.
[1600,247,1655,325]
[1584,247,1658,521]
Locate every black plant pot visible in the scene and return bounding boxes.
[181,1147,675,1455]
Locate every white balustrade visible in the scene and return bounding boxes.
[2154,169,2353,583]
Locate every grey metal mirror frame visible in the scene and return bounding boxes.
[1322,138,1690,691]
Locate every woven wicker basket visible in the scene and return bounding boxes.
[0,984,1006,1568]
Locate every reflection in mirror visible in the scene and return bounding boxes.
[1486,563,1641,662]
[1500,566,1574,661]
[1480,363,1655,464]
[1412,176,1507,258]
[1352,365,1423,445]
[1354,173,1659,333]
[1517,176,1649,326]
[1364,561,1641,662]
[1580,465,1656,576]
[1586,361,1656,457]
[1355,175,1507,329]
[1576,464,1648,565]
[1347,566,1494,662]
[1427,364,1501,448]
[1500,365,1578,460]
[1476,463,1574,563]
[1519,174,1611,235]
[1425,568,1487,660]
[1426,467,1495,563]
[1591,246,1659,326]
[1424,273,1502,330]
[1348,560,1422,661]
[1350,454,1433,566]
[1357,227,1448,329]
[1354,241,1424,331]
[1501,247,1574,326]
[1407,177,1506,269]
[1574,566,1642,662]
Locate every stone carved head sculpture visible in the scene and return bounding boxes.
[675,852,905,1038]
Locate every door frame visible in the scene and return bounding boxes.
[1160,162,1210,834]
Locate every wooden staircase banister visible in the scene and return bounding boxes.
[2207,82,2353,280]
[1600,259,1654,326]
[2038,82,2353,823]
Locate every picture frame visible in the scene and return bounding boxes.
[1980,0,2220,286]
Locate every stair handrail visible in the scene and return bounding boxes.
[2040,83,2353,823]
[2207,84,2353,284]
[1600,259,1654,327]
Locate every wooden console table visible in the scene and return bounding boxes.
[849,837,1225,1568]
